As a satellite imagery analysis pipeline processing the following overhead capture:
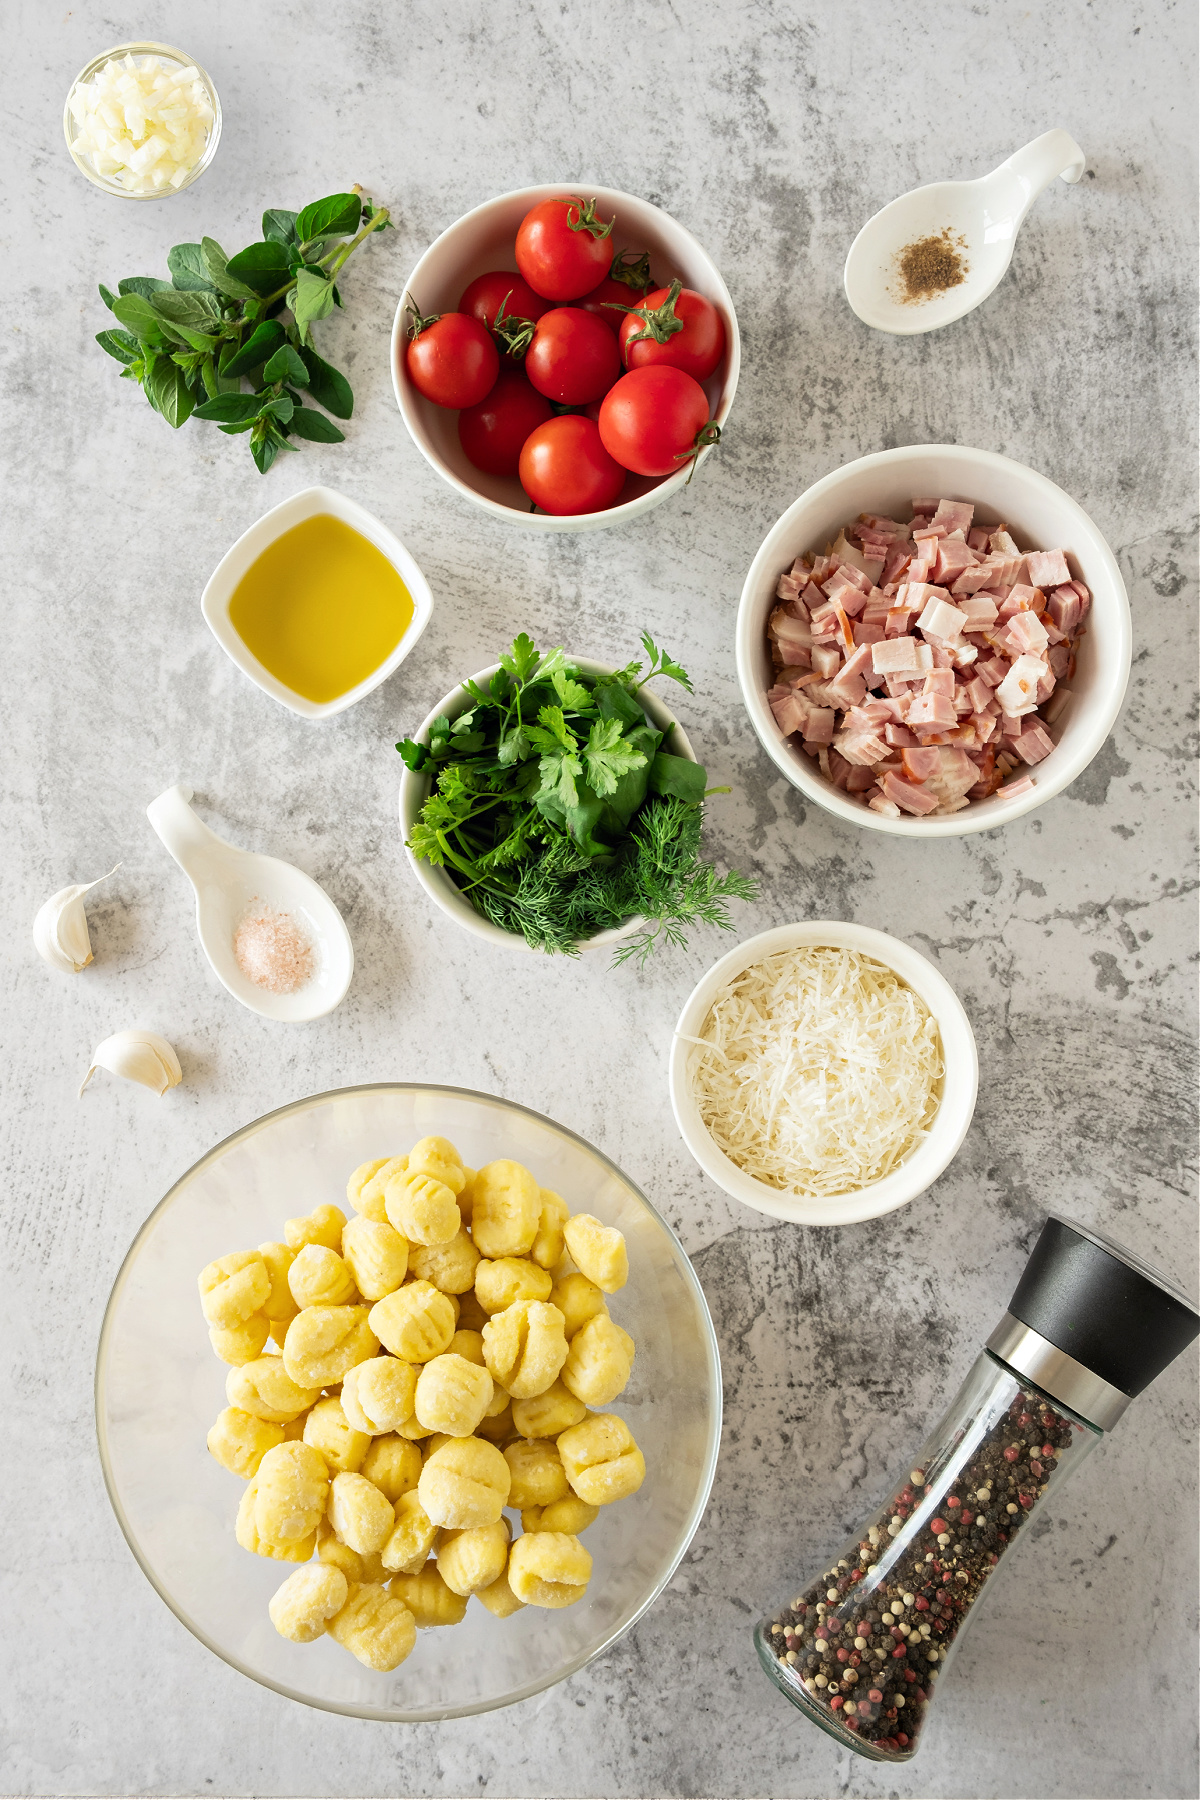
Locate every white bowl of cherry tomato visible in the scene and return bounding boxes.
[390,184,740,530]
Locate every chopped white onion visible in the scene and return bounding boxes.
[67,54,214,194]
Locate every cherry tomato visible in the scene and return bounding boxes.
[578,250,655,335]
[598,366,720,478]
[458,271,551,359]
[519,415,626,515]
[405,306,499,410]
[618,279,726,381]
[515,195,615,302]
[458,369,554,477]
[524,307,620,406]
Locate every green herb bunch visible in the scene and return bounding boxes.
[398,632,757,962]
[95,189,391,472]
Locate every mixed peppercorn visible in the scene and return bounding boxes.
[765,1382,1086,1757]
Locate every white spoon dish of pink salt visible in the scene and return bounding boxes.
[146,784,353,1022]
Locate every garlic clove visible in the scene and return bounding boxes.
[33,865,120,973]
[80,1029,182,1099]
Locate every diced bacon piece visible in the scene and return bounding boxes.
[1002,612,1050,657]
[868,794,903,818]
[933,535,977,582]
[901,746,941,781]
[1044,687,1073,726]
[880,772,940,815]
[897,581,943,612]
[977,655,1010,687]
[917,596,968,641]
[1048,643,1071,679]
[995,654,1046,718]
[810,555,832,582]
[1026,549,1071,589]
[884,722,918,747]
[845,699,895,729]
[827,749,851,789]
[923,668,956,697]
[1035,666,1056,705]
[810,610,841,639]
[965,676,993,713]
[1001,774,1036,798]
[1012,721,1054,765]
[957,594,999,627]
[776,571,806,601]
[924,746,978,806]
[834,731,889,766]
[811,644,842,677]
[971,713,998,743]
[801,715,836,749]
[907,691,957,728]
[828,559,872,595]
[836,585,869,618]
[952,641,979,671]
[824,671,867,710]
[872,636,921,674]
[967,528,989,551]
[770,693,809,735]
[881,544,913,585]
[840,643,876,682]
[949,563,997,597]
[769,607,813,652]
[1047,586,1083,637]
[989,528,1020,557]
[997,583,1038,621]
[846,765,877,792]
[885,607,914,638]
[853,620,886,646]
[911,498,941,515]
[930,499,974,536]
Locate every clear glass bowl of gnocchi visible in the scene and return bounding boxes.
[96,1083,720,1718]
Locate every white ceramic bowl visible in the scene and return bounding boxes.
[669,920,979,1226]
[399,659,696,952]
[390,184,740,532]
[96,1083,721,1719]
[201,485,433,719]
[736,445,1132,836]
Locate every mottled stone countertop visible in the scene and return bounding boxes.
[4,1,1196,1795]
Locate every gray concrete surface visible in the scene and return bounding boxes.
[3,0,1196,1794]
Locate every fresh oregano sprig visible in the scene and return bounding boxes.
[95,188,391,473]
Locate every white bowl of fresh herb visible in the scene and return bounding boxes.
[397,633,756,960]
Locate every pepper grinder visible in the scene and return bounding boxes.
[755,1215,1199,1761]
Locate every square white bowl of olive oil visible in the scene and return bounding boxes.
[201,485,433,719]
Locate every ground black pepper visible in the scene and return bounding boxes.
[764,1380,1089,1758]
[896,228,968,303]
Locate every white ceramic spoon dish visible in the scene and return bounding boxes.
[844,129,1086,336]
[147,784,353,1021]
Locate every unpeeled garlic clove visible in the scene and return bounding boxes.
[80,1030,182,1099]
[33,865,120,973]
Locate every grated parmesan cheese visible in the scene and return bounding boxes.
[685,946,942,1197]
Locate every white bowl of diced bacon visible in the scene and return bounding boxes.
[736,445,1132,835]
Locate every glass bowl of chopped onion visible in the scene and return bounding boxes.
[64,43,221,199]
[669,921,978,1226]
[96,1083,721,1718]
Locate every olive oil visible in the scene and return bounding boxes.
[228,514,414,704]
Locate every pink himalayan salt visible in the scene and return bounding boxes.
[233,904,314,994]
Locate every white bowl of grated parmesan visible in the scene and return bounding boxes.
[669,921,978,1225]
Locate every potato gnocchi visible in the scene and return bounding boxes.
[199,1136,642,1673]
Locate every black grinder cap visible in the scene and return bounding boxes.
[986,1214,1200,1431]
